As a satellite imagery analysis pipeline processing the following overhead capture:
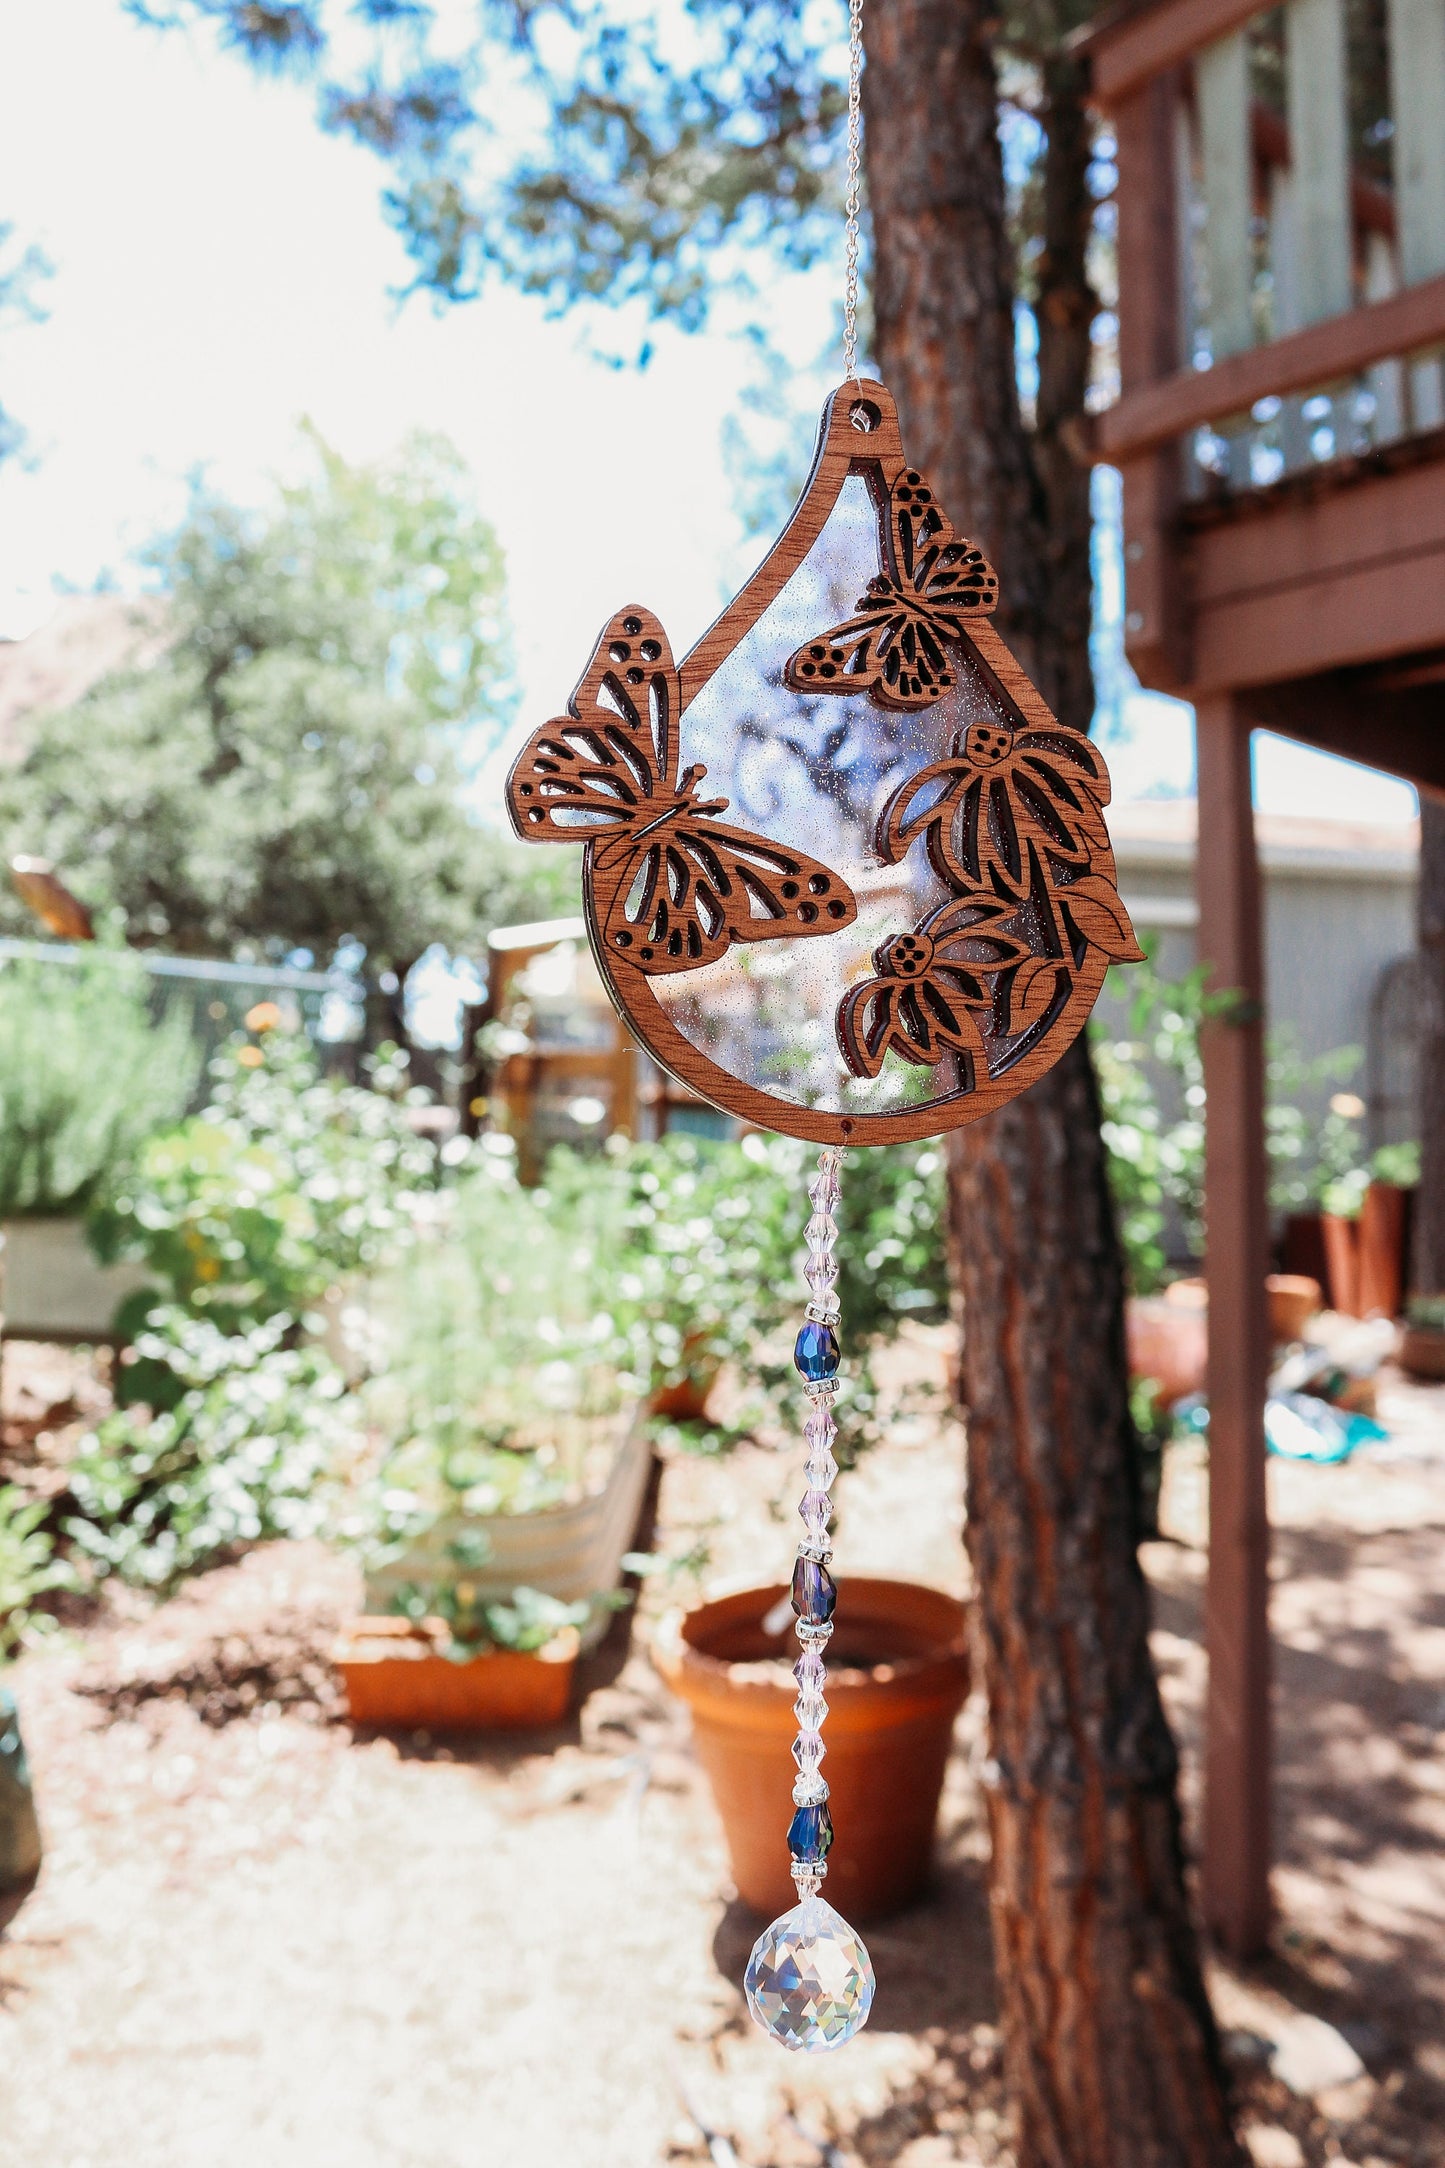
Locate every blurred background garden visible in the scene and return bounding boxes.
[1,3,1443,2166]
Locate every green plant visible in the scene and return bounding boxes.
[1091,956,1210,1293]
[0,1486,72,1661]
[387,1557,593,1660]
[64,1308,353,1591]
[544,1130,947,1457]
[90,1029,439,1341]
[1407,1295,1445,1331]
[1092,949,1413,1288]
[0,945,196,1219]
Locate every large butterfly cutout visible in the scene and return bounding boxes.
[506,607,859,976]
[784,470,999,712]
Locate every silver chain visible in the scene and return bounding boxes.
[842,0,864,382]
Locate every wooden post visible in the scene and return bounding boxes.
[1195,693,1273,1958]
[1115,72,1188,690]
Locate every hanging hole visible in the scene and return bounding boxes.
[849,400,880,433]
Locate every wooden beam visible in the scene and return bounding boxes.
[1241,671,1445,794]
[1094,270,1445,459]
[1084,0,1266,105]
[1195,694,1272,1959]
[1187,453,1445,687]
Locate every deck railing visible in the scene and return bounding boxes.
[1086,0,1445,679]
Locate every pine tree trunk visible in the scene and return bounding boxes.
[1412,798,1445,1297]
[862,5,1243,2161]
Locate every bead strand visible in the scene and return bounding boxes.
[744,1144,874,2054]
[788,1145,844,1898]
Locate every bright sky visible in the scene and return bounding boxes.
[0,0,1419,831]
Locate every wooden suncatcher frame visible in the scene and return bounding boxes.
[509,379,1137,1146]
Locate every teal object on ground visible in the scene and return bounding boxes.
[0,1684,43,1897]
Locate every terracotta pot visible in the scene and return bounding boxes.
[1125,1293,1208,1404]
[1279,1211,1328,1288]
[334,1616,579,1730]
[1320,1214,1361,1317]
[1266,1274,1322,1343]
[647,1332,722,1422]
[1357,1181,1409,1321]
[1400,1325,1445,1382]
[656,1577,970,1922]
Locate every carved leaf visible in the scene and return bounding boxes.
[1060,874,1145,962]
[1006,953,1066,1034]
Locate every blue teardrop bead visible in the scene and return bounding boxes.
[788,1800,835,1863]
[792,1552,837,1624]
[794,1320,840,1382]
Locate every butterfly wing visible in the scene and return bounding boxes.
[784,471,999,713]
[506,606,682,843]
[595,817,858,977]
[891,471,998,623]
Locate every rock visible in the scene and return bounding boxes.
[1270,2012,1367,2096]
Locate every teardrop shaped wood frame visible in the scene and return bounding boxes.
[580,378,1112,1146]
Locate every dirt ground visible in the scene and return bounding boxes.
[1,1331,1442,2168]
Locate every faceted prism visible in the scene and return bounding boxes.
[745,1896,875,2053]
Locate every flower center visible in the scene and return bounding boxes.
[964,721,1014,768]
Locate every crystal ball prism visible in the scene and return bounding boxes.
[744,1896,875,2053]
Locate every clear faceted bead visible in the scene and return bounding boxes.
[745,1896,875,2053]
[798,1487,831,1539]
[803,1253,838,1299]
[804,1448,839,1492]
[792,1728,825,1772]
[804,1213,837,1258]
[808,1167,841,1214]
[804,1403,836,1454]
[793,1650,826,1695]
[793,1690,828,1729]
[793,1771,829,1806]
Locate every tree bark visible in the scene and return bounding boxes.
[1412,797,1445,1297]
[863,5,1243,2161]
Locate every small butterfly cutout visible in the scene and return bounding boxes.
[506,607,859,976]
[784,470,999,711]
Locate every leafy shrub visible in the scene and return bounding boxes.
[0,946,196,1219]
[65,1308,352,1591]
[90,1030,439,1336]
[1092,947,1412,1289]
[0,1486,72,1661]
[542,1130,947,1460]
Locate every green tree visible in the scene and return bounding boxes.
[0,426,572,970]
[134,6,1242,2160]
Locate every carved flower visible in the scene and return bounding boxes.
[876,719,1116,896]
[836,897,1029,1080]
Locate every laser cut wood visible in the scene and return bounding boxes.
[507,607,858,975]
[505,381,1138,1144]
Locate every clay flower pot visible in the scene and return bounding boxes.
[1266,1274,1322,1343]
[1126,1286,1208,1404]
[655,1577,970,1923]
[1357,1181,1409,1320]
[1400,1324,1445,1381]
[334,1616,579,1731]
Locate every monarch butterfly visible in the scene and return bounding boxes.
[507,607,858,976]
[785,470,999,711]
